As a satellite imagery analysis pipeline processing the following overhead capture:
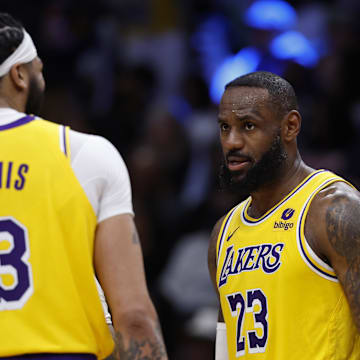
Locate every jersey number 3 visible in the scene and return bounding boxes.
[227,289,268,356]
[0,217,33,310]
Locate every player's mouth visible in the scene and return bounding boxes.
[226,156,251,172]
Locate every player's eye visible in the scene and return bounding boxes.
[244,122,255,131]
[219,122,230,131]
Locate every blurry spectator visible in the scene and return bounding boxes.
[128,107,190,281]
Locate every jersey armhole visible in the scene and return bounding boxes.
[216,204,241,270]
[296,178,352,282]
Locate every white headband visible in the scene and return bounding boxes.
[0,29,37,77]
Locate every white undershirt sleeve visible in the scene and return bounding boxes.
[216,322,229,360]
[69,130,134,222]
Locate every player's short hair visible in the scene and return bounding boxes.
[225,71,299,118]
[0,13,24,67]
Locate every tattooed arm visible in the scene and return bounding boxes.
[95,214,168,360]
[305,181,360,332]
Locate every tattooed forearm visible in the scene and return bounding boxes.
[326,194,360,329]
[110,320,167,360]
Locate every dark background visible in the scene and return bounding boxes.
[3,0,360,358]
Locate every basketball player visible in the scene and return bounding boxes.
[208,71,360,359]
[0,13,167,360]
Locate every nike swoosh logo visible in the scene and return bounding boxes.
[226,226,240,241]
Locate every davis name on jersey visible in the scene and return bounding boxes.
[0,161,29,190]
[219,243,284,287]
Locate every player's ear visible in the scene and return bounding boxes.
[282,110,301,142]
[9,63,28,90]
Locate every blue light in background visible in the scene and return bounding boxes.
[191,15,232,81]
[270,31,319,67]
[210,47,261,104]
[198,0,322,103]
[245,0,297,31]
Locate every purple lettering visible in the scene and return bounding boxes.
[6,162,12,189]
[233,248,245,273]
[265,243,284,272]
[242,246,260,271]
[219,243,284,286]
[255,244,272,270]
[15,164,29,190]
[219,246,235,287]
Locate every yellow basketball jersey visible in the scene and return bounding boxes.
[0,116,114,358]
[216,170,360,359]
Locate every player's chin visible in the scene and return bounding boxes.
[229,170,247,185]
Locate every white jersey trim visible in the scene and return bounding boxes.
[304,235,335,272]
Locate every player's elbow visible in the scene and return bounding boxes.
[113,306,158,336]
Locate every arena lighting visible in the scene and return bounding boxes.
[270,30,319,67]
[191,15,231,80]
[210,47,261,104]
[245,0,297,31]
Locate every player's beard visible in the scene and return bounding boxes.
[25,76,44,115]
[219,132,287,200]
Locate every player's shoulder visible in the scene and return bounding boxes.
[69,129,116,151]
[69,130,124,163]
[69,129,129,180]
[305,177,360,265]
[312,180,360,213]
[307,179,360,239]
[210,215,227,244]
[209,202,244,247]
[208,215,227,267]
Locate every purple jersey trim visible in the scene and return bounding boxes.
[0,115,35,131]
[0,354,96,360]
[62,125,68,156]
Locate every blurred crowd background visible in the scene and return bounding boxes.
[4,0,360,358]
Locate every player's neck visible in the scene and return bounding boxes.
[0,97,24,113]
[0,82,26,113]
[247,154,313,218]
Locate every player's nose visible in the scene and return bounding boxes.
[222,129,245,152]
